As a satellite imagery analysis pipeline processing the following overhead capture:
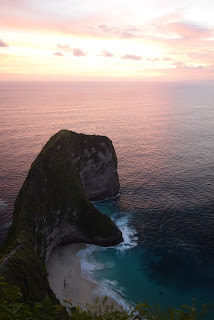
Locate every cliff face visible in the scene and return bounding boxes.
[78,136,120,201]
[0,130,123,301]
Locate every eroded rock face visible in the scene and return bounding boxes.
[77,137,120,201]
[0,130,123,301]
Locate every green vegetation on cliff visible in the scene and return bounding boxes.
[0,279,211,320]
[0,130,122,302]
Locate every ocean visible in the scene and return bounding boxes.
[0,81,214,316]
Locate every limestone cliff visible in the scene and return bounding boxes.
[79,138,120,201]
[0,130,123,301]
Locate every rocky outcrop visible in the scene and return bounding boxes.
[78,136,120,201]
[0,130,123,301]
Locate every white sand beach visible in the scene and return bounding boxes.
[46,243,121,310]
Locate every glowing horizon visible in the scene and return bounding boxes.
[1,0,214,81]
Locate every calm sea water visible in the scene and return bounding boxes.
[0,81,214,315]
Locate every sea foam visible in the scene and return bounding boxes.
[113,214,138,252]
[77,211,137,309]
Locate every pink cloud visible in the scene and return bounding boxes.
[120,31,134,38]
[0,39,8,47]
[186,50,214,64]
[0,1,213,76]
[57,44,71,52]
[53,52,64,56]
[161,22,213,40]
[72,48,87,57]
[99,50,114,57]
[173,62,203,69]
[97,24,136,38]
[146,58,159,61]
[0,2,85,36]
[1,0,30,9]
[55,46,87,57]
[122,54,141,60]
[98,25,111,32]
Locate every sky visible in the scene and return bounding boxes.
[0,0,214,81]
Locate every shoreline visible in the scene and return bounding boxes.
[46,243,122,310]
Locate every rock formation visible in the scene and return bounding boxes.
[0,130,123,301]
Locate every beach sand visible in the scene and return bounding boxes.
[46,243,122,310]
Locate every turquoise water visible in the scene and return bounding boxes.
[0,81,214,316]
[77,199,214,315]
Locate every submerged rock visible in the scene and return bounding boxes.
[0,130,123,301]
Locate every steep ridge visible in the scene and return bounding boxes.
[0,130,123,301]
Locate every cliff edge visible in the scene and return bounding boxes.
[0,130,123,301]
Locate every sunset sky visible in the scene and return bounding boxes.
[1,0,214,81]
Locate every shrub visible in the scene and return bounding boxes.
[0,279,212,320]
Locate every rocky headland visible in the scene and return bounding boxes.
[0,130,123,302]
